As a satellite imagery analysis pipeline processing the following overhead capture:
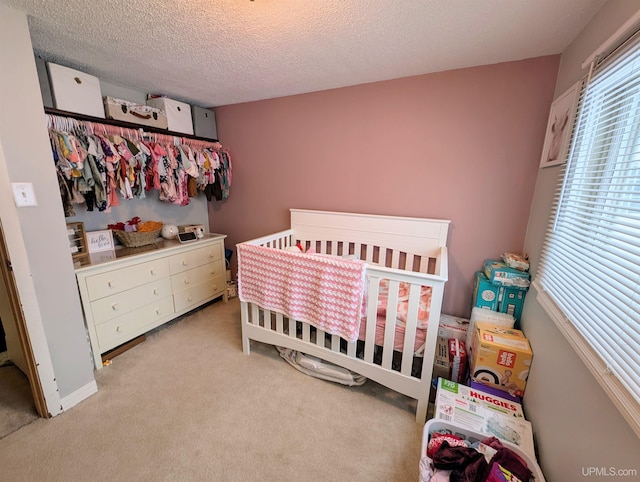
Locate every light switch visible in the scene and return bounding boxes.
[11,182,38,207]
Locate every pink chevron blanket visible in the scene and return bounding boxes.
[237,243,367,342]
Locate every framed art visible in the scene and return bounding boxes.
[539,81,582,168]
[86,229,115,253]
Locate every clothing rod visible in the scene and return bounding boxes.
[44,107,219,143]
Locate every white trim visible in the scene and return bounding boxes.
[0,141,62,416]
[60,380,98,411]
[533,280,640,439]
[582,8,640,69]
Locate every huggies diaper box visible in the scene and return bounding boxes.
[433,378,535,459]
[470,322,533,398]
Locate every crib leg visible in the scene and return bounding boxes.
[416,396,428,424]
[240,301,251,355]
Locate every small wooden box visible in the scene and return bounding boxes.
[67,222,89,267]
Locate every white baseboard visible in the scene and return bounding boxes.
[60,380,98,411]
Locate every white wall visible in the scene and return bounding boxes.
[0,6,95,400]
[522,1,640,480]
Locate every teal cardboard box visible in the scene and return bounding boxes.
[473,271,500,311]
[483,259,530,290]
[499,286,526,323]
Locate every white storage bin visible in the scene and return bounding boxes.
[104,97,168,129]
[47,63,105,118]
[192,105,217,139]
[420,419,545,481]
[146,97,193,135]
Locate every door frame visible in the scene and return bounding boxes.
[0,141,61,417]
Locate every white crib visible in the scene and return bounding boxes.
[237,209,449,422]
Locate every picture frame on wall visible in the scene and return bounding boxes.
[539,81,582,169]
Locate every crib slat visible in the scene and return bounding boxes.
[405,253,415,271]
[302,323,311,343]
[364,245,374,263]
[276,312,284,333]
[250,304,260,325]
[316,329,325,347]
[391,250,400,269]
[401,283,421,375]
[288,317,296,338]
[319,240,327,254]
[353,243,362,259]
[331,334,340,352]
[346,341,356,358]
[330,240,339,256]
[364,277,381,364]
[263,309,271,329]
[381,280,400,370]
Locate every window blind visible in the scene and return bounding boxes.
[535,32,640,436]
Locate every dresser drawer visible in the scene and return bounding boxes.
[170,259,224,292]
[90,277,172,324]
[85,258,170,301]
[169,242,222,274]
[95,296,175,352]
[173,274,225,312]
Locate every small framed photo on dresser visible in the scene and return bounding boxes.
[86,230,115,253]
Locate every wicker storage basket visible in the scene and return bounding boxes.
[112,228,162,248]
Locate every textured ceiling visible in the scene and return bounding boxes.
[3,0,606,108]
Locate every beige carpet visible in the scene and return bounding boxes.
[0,298,423,481]
[0,361,38,439]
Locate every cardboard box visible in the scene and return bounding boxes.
[438,313,469,341]
[483,259,530,290]
[498,286,526,323]
[470,380,522,404]
[433,378,535,459]
[473,271,500,311]
[470,322,533,397]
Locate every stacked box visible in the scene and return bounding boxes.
[473,271,500,311]
[483,259,530,290]
[438,313,469,341]
[499,286,526,322]
[433,378,535,459]
[469,322,533,397]
[448,339,467,383]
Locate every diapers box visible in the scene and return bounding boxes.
[473,271,500,311]
[438,313,469,341]
[433,378,535,459]
[470,322,533,397]
[483,259,531,290]
[498,286,526,324]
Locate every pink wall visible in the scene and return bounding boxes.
[209,55,560,318]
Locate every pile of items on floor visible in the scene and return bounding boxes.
[421,253,543,481]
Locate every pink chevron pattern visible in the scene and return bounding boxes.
[237,243,367,342]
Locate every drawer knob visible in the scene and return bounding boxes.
[213,284,217,290]
[153,288,159,295]
[112,303,119,311]
[150,269,156,275]
[108,280,115,288]
[182,260,188,266]
[155,308,161,315]
[184,279,190,285]
[209,252,214,258]
[116,326,121,332]
[187,296,193,302]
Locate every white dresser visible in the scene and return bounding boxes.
[75,234,227,369]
